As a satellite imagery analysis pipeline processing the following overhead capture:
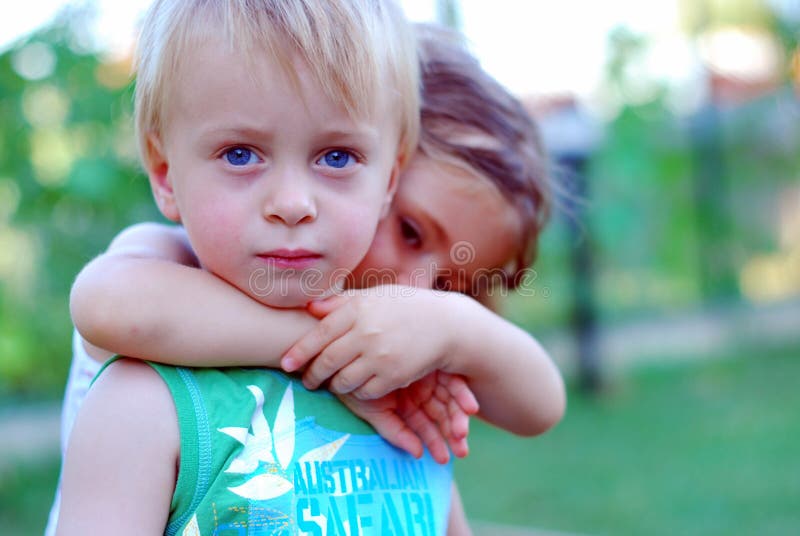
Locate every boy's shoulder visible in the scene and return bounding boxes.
[97,357,172,401]
[147,364,376,435]
[83,357,180,459]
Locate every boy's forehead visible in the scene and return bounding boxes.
[164,30,398,133]
[160,35,399,150]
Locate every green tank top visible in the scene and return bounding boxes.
[146,364,453,536]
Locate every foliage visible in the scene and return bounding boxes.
[0,12,160,398]
[0,457,60,536]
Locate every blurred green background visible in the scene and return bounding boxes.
[1,1,799,535]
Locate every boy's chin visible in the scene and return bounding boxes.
[253,293,311,309]
[242,273,346,309]
[249,286,334,309]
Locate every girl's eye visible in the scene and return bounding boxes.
[318,150,356,169]
[224,147,260,166]
[399,217,422,248]
[433,275,451,292]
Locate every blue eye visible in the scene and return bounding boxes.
[319,150,354,169]
[225,147,258,166]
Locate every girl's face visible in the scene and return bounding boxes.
[350,153,522,294]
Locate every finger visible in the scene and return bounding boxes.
[440,374,479,415]
[447,433,470,459]
[424,400,453,442]
[430,381,466,441]
[432,388,463,442]
[442,392,470,457]
[409,375,452,439]
[368,414,425,459]
[377,419,425,460]
[352,370,411,401]
[400,402,450,464]
[302,334,362,390]
[281,306,355,372]
[437,386,469,458]
[325,341,379,394]
[417,394,451,438]
[339,397,423,459]
[353,363,437,401]
[447,396,470,440]
[412,398,452,456]
[307,293,353,319]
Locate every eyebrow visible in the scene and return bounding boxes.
[313,126,381,149]
[318,126,379,139]
[197,125,381,150]
[199,126,273,140]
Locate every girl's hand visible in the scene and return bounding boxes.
[338,371,477,464]
[281,286,462,401]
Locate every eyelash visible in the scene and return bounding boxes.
[315,149,360,170]
[220,146,262,167]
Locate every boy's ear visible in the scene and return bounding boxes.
[380,158,401,219]
[145,133,181,222]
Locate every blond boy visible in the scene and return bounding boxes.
[56,1,462,534]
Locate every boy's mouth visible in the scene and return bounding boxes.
[258,249,322,269]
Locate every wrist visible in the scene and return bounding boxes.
[438,291,483,376]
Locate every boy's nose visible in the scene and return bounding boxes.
[262,176,317,225]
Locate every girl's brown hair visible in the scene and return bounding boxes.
[416,24,551,291]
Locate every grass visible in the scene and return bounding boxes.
[455,344,800,535]
[0,457,60,536]
[3,345,799,535]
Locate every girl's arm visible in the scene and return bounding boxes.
[57,359,177,535]
[444,292,565,436]
[283,287,566,437]
[70,223,466,461]
[71,222,316,365]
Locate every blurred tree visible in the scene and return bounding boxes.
[0,6,160,400]
[679,0,774,34]
[436,0,462,31]
[586,0,799,316]
[590,28,702,316]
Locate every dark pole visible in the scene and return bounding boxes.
[540,102,603,392]
[689,99,733,303]
[559,153,600,392]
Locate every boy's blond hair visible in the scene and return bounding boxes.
[134,0,419,169]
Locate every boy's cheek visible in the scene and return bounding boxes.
[328,223,378,264]
[332,205,382,253]
[182,204,242,253]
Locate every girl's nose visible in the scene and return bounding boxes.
[396,262,437,289]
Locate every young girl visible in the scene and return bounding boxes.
[54,22,563,535]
